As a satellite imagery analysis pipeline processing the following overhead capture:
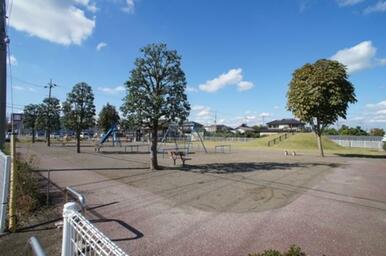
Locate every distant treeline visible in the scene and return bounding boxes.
[323,125,385,137]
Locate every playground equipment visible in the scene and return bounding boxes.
[95,124,121,152]
[158,122,208,154]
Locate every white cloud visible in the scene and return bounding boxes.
[364,100,386,125]
[366,100,386,108]
[122,0,135,13]
[259,112,271,117]
[9,0,96,46]
[331,41,386,73]
[7,55,17,66]
[273,106,280,110]
[337,0,365,6]
[192,105,212,117]
[190,105,214,124]
[186,86,198,93]
[237,81,254,91]
[13,85,36,92]
[98,86,125,94]
[364,1,386,14]
[96,42,107,51]
[198,68,254,92]
[376,109,386,115]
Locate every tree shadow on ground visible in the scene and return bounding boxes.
[179,162,340,174]
[100,151,149,155]
[334,153,386,159]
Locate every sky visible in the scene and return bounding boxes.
[5,0,386,129]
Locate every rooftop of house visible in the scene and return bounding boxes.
[266,118,304,126]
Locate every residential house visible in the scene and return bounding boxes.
[266,118,305,131]
[204,124,234,133]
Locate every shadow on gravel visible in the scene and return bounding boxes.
[180,162,340,174]
[90,219,144,241]
[101,151,149,155]
[335,153,386,159]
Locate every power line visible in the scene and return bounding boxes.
[12,76,46,88]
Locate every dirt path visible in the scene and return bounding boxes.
[15,143,386,255]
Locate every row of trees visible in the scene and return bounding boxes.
[323,126,385,136]
[23,83,121,153]
[23,44,190,169]
[22,43,369,166]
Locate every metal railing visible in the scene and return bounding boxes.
[25,236,47,256]
[64,186,86,214]
[267,132,294,147]
[0,150,10,234]
[62,202,128,256]
[203,136,256,142]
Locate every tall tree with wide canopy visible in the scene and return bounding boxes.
[62,82,96,153]
[23,104,39,143]
[287,59,357,156]
[121,43,190,169]
[97,103,120,132]
[36,98,61,147]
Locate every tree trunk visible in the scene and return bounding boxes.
[47,129,51,147]
[316,133,324,157]
[32,128,35,143]
[150,126,159,170]
[76,131,81,153]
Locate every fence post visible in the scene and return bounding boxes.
[62,202,80,256]
[8,134,16,232]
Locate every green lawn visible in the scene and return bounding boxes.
[195,133,386,157]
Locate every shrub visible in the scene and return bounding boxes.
[249,245,307,256]
[249,249,282,256]
[14,155,44,220]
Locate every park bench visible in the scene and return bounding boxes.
[169,151,191,166]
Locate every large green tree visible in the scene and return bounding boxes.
[36,97,61,147]
[369,128,385,137]
[62,82,96,153]
[287,59,357,156]
[23,104,39,143]
[121,43,190,169]
[97,103,120,132]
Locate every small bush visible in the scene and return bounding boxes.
[14,155,44,219]
[249,245,307,256]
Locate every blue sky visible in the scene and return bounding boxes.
[6,0,386,129]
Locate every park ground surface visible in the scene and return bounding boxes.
[1,138,386,256]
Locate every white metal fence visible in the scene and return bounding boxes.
[328,135,384,150]
[0,150,10,234]
[203,136,256,142]
[62,202,128,256]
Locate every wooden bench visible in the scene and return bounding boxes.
[169,151,191,166]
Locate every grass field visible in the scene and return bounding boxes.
[192,133,386,157]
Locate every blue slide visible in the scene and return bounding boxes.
[99,128,114,144]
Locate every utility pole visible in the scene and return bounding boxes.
[44,79,57,147]
[0,0,7,149]
[45,79,57,99]
[214,111,217,125]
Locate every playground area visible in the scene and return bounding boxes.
[11,139,386,255]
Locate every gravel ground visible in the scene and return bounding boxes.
[8,142,386,256]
